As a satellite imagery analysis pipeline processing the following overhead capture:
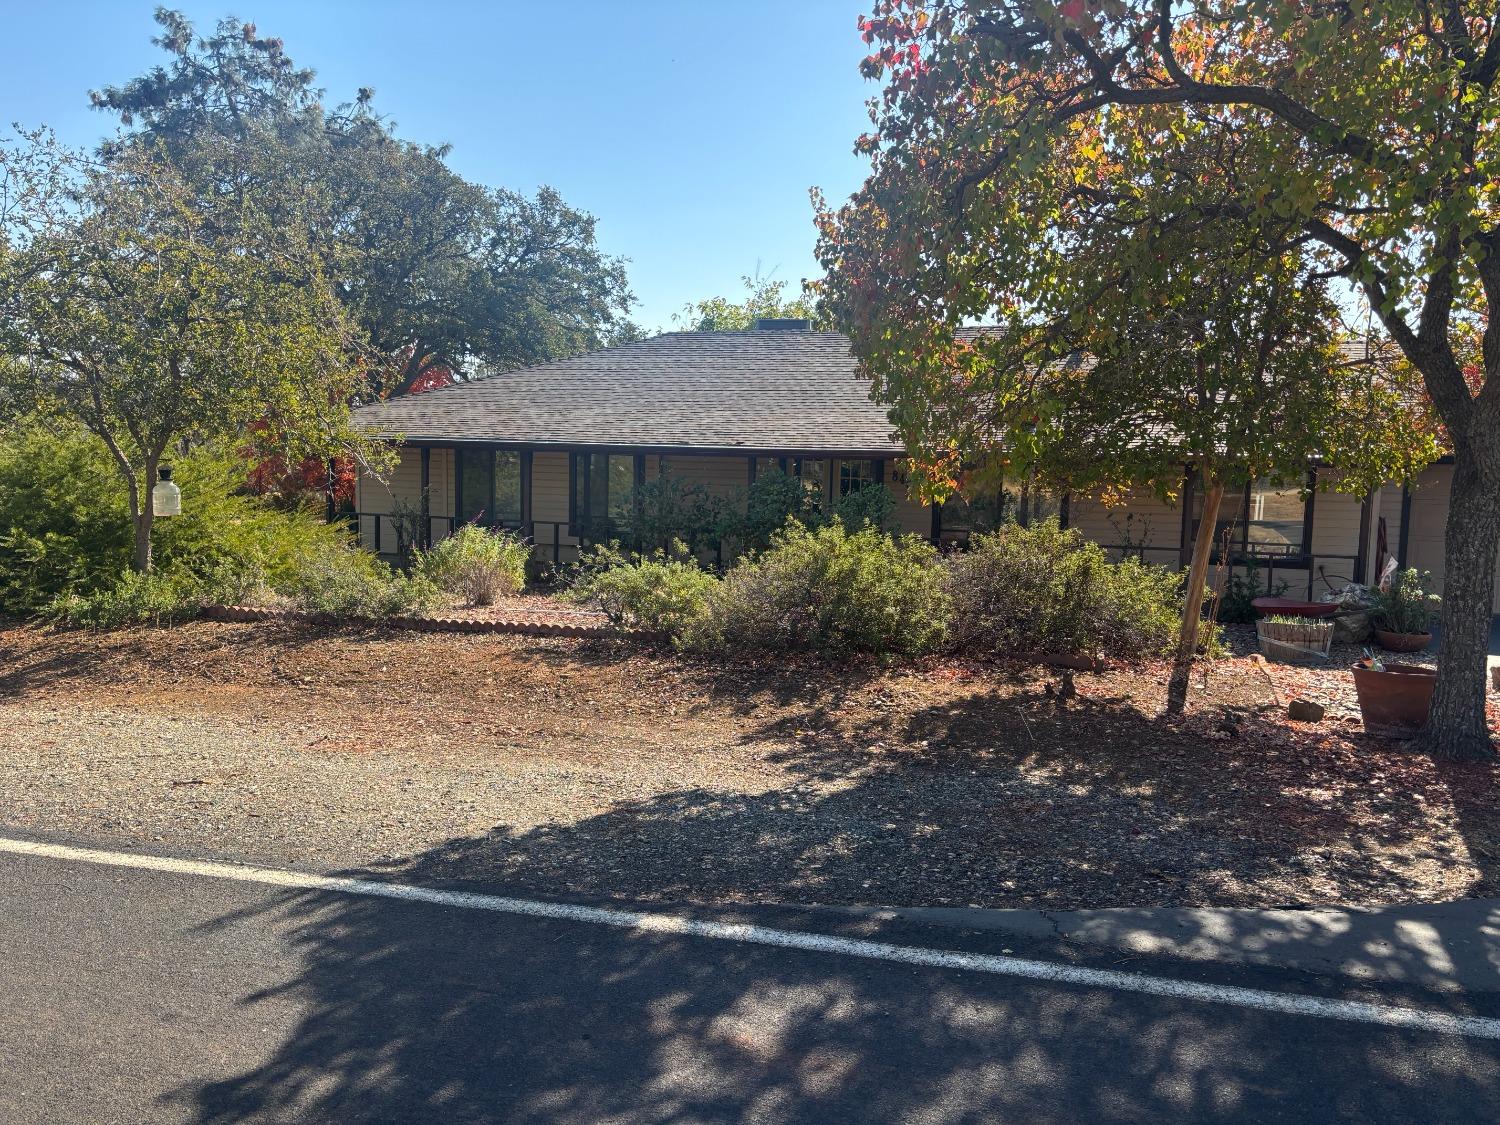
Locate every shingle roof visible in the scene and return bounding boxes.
[352,330,903,455]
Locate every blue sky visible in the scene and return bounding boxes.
[0,0,875,331]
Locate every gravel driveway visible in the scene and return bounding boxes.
[2,619,1497,910]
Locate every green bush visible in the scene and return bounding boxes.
[0,421,357,614]
[943,519,1179,658]
[1215,561,1288,624]
[44,569,203,630]
[1373,567,1440,634]
[568,543,719,636]
[731,469,824,551]
[283,549,442,618]
[830,482,896,532]
[416,524,530,606]
[684,520,948,656]
[611,475,727,557]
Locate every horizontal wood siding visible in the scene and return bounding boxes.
[530,451,576,561]
[662,454,752,499]
[1067,489,1184,568]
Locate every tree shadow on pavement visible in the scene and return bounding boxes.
[163,837,1500,1125]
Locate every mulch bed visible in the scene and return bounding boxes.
[0,618,1496,911]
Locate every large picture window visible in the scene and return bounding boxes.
[571,451,641,532]
[457,449,525,528]
[1191,477,1311,560]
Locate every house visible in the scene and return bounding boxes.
[350,320,1500,618]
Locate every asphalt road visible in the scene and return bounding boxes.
[2,843,1498,1124]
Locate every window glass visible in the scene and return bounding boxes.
[1247,480,1306,557]
[839,459,877,496]
[796,458,826,501]
[607,455,635,520]
[590,453,609,523]
[493,451,523,524]
[458,448,493,526]
[754,456,782,480]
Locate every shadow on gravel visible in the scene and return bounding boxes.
[164,841,1500,1125]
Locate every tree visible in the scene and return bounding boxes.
[91,10,634,393]
[674,273,822,331]
[0,135,382,571]
[818,1,1500,758]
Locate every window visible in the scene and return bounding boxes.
[458,449,524,527]
[793,458,827,502]
[1191,478,1310,560]
[494,452,523,524]
[572,451,640,531]
[457,449,493,526]
[1246,481,1307,558]
[752,456,785,481]
[607,454,635,520]
[839,459,878,496]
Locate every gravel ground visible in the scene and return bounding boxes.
[1,618,1496,910]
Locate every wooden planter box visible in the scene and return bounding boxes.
[1256,618,1334,664]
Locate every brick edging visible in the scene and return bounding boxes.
[202,603,627,639]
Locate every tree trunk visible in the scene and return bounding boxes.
[131,506,155,573]
[1413,446,1498,761]
[1167,475,1224,714]
[130,460,156,573]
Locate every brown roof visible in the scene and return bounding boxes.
[352,330,903,455]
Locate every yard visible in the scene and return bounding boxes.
[2,618,1497,912]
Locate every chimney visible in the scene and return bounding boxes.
[752,317,812,331]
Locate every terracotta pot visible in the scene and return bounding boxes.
[1351,662,1436,739]
[1374,629,1432,653]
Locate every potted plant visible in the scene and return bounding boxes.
[1371,568,1440,652]
[1352,651,1437,738]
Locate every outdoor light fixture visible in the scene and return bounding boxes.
[152,465,181,517]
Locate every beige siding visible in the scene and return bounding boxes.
[1067,488,1184,568]
[355,448,422,553]
[887,462,932,538]
[1397,464,1500,615]
[526,450,573,561]
[662,454,753,498]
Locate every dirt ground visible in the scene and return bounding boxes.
[1,618,1497,911]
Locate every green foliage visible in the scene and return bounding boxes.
[1373,568,1441,635]
[1215,563,1290,625]
[612,476,727,557]
[416,524,530,607]
[568,543,719,637]
[91,9,634,394]
[830,483,896,533]
[673,274,821,332]
[942,520,1179,659]
[684,520,948,657]
[283,550,441,619]
[0,134,383,571]
[0,422,354,615]
[730,469,825,552]
[43,569,203,630]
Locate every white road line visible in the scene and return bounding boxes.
[3,835,1497,1040]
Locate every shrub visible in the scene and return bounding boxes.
[417,524,530,606]
[612,476,727,557]
[1214,561,1288,624]
[284,549,442,618]
[731,469,824,551]
[1373,567,1440,634]
[684,520,948,656]
[943,519,1179,658]
[568,543,719,636]
[44,569,202,629]
[830,482,896,532]
[0,421,357,615]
